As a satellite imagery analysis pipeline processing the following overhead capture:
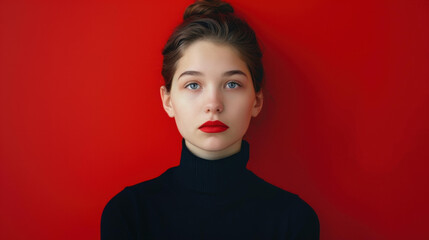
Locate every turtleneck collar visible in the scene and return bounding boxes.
[173,138,250,194]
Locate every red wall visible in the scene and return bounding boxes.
[1,0,428,239]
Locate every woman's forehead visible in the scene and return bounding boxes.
[174,40,250,78]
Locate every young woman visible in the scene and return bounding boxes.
[101,0,319,239]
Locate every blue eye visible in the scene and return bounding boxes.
[226,81,240,89]
[186,83,200,90]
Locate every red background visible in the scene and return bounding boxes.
[1,0,428,239]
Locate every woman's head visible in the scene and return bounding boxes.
[160,0,263,160]
[161,0,263,93]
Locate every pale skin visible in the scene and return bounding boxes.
[160,40,263,160]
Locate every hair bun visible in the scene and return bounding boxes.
[183,0,234,20]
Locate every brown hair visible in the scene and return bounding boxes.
[161,0,263,92]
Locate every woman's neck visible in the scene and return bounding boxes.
[184,139,242,160]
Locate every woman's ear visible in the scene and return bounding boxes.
[251,90,263,117]
[160,86,175,118]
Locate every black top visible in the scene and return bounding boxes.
[101,139,319,239]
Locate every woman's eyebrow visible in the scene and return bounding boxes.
[178,70,248,79]
[223,70,248,78]
[178,71,203,79]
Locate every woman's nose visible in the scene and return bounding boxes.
[204,88,224,113]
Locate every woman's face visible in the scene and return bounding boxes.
[160,40,263,160]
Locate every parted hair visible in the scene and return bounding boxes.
[161,0,263,93]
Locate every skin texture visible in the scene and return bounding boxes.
[160,40,263,160]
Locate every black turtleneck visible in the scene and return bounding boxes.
[101,139,319,240]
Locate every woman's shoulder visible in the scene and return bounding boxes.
[102,166,177,213]
[244,170,320,237]
[126,166,178,194]
[245,170,300,199]
[101,167,178,235]
[245,169,319,226]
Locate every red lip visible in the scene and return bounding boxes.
[199,120,229,133]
